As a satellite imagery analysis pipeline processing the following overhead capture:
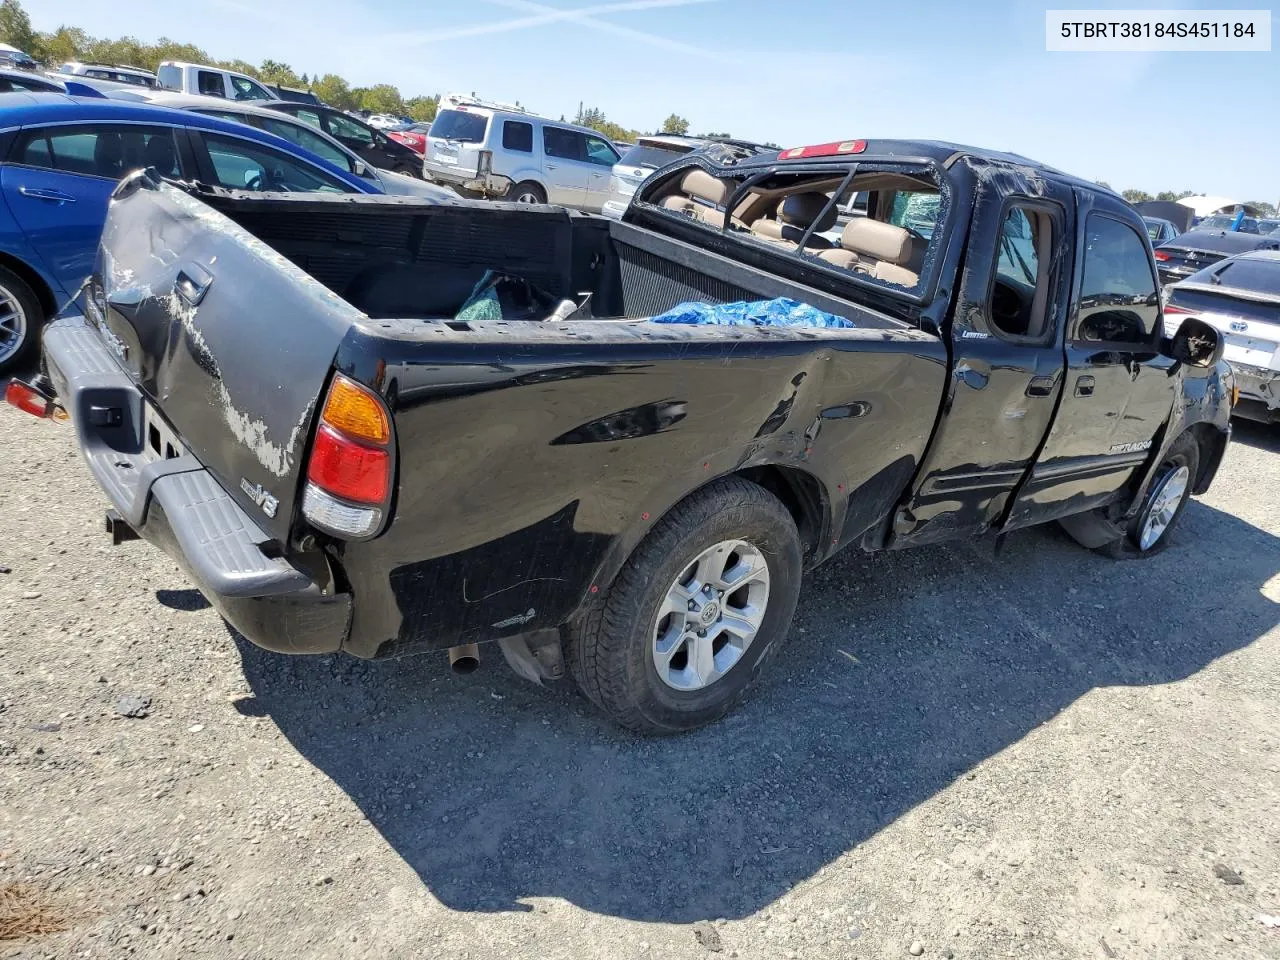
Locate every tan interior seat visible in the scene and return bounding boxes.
[660,169,733,227]
[819,218,920,287]
[749,192,837,250]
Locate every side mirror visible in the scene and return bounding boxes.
[1164,316,1224,368]
[354,160,374,179]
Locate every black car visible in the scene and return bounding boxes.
[264,83,322,106]
[1154,226,1280,286]
[262,102,422,177]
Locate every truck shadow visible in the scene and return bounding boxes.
[228,498,1279,923]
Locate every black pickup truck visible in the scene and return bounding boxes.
[11,138,1234,734]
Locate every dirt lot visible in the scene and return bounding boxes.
[1,401,1278,960]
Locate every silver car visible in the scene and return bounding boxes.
[600,135,714,220]
[422,95,620,212]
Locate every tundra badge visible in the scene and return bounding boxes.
[1109,440,1153,454]
[240,478,279,519]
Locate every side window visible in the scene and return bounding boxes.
[324,112,375,146]
[201,133,349,194]
[989,205,1057,339]
[259,117,353,172]
[197,71,226,98]
[13,125,180,179]
[292,109,324,130]
[502,120,533,153]
[230,76,272,101]
[543,126,583,161]
[584,133,618,167]
[1078,215,1160,344]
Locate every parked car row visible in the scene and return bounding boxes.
[0,91,451,374]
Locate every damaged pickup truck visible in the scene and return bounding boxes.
[10,138,1235,734]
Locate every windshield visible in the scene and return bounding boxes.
[430,109,489,143]
[619,143,690,170]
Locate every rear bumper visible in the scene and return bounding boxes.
[1230,362,1280,408]
[422,161,513,198]
[41,317,351,655]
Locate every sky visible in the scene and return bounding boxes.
[30,0,1280,201]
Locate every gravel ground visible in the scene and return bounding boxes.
[1,401,1278,960]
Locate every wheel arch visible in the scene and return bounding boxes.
[0,251,58,320]
[1186,420,1229,495]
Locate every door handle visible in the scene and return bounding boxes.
[1025,375,1056,398]
[591,173,604,178]
[1075,375,1095,397]
[545,163,558,170]
[174,264,214,307]
[18,186,77,204]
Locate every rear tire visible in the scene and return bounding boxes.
[509,181,546,205]
[1094,432,1200,559]
[566,477,803,734]
[0,266,43,377]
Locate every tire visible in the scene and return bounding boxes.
[1095,432,1200,559]
[0,266,43,377]
[508,181,546,205]
[565,477,803,734]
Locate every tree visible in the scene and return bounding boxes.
[259,59,299,85]
[661,114,690,135]
[1155,189,1195,202]
[1095,180,1112,190]
[405,95,440,123]
[358,83,404,115]
[32,25,87,64]
[1121,188,1152,203]
[312,73,356,110]
[698,131,732,139]
[1245,200,1278,217]
[0,0,37,54]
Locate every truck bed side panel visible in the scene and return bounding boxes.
[335,328,947,657]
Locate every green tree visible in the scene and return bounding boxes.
[259,59,299,85]
[32,25,87,64]
[0,0,37,55]
[1245,200,1277,217]
[404,95,440,122]
[1122,189,1152,203]
[311,73,355,110]
[358,83,405,115]
[1155,190,1194,201]
[1095,180,1112,190]
[661,113,690,135]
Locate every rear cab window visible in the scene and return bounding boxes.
[197,70,225,97]
[431,109,489,143]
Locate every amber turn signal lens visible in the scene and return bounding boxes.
[1231,385,1240,408]
[322,374,389,445]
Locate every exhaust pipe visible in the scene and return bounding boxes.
[447,643,480,674]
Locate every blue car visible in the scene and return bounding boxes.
[0,93,384,374]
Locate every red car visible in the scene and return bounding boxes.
[388,122,430,155]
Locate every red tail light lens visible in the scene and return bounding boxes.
[1153,250,1170,261]
[1164,304,1193,314]
[306,424,389,504]
[5,380,53,419]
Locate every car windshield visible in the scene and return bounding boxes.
[1144,219,1165,240]
[430,109,488,142]
[618,143,690,170]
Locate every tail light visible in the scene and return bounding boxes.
[5,380,64,421]
[477,150,493,176]
[1163,304,1193,315]
[1153,250,1171,262]
[301,373,393,539]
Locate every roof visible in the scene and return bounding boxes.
[742,137,1088,183]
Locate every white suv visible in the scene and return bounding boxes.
[422,96,620,212]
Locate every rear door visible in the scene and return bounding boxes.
[2,122,187,297]
[1002,193,1176,529]
[892,162,1075,547]
[581,132,620,212]
[540,126,590,208]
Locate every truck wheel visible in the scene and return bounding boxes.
[509,182,546,204]
[0,266,42,377]
[1096,432,1200,559]
[566,477,802,734]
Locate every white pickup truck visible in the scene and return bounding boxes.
[1164,249,1280,424]
[156,61,278,102]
